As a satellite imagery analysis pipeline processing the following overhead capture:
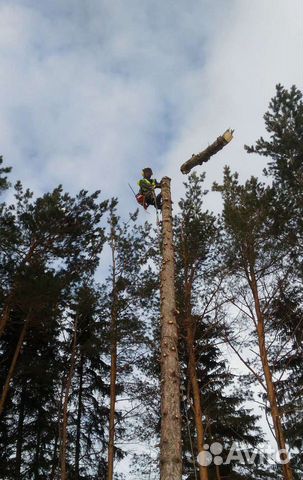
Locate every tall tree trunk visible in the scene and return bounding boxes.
[160,176,182,480]
[107,224,118,480]
[215,464,222,480]
[250,268,293,480]
[50,380,65,480]
[61,318,78,480]
[183,275,208,480]
[0,316,30,416]
[15,380,26,479]
[185,319,208,480]
[75,355,84,480]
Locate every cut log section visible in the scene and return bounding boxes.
[180,129,234,174]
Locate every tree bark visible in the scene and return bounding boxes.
[183,274,208,480]
[160,176,182,480]
[61,317,78,480]
[186,320,209,480]
[75,355,84,480]
[0,316,30,416]
[180,129,234,175]
[107,224,118,480]
[249,268,293,480]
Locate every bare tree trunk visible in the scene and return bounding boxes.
[160,176,182,480]
[0,316,30,416]
[215,464,222,480]
[186,319,208,480]
[182,274,208,480]
[61,317,78,480]
[107,224,118,480]
[250,269,293,480]
[75,355,84,480]
[180,129,234,175]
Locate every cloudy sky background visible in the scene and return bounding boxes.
[0,0,302,213]
[0,1,302,477]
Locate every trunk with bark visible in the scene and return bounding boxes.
[250,268,293,480]
[183,278,208,480]
[75,355,84,480]
[160,176,182,480]
[180,129,233,174]
[186,320,209,480]
[0,316,30,416]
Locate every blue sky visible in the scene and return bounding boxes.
[1,0,301,217]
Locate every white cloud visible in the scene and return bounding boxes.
[1,0,300,216]
[162,0,302,209]
[0,1,230,201]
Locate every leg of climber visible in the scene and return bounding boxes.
[156,193,162,210]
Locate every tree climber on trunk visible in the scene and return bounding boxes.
[136,168,162,210]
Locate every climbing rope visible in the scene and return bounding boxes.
[152,188,160,226]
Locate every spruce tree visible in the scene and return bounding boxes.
[175,173,264,480]
[213,169,294,479]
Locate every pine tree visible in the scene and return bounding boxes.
[213,169,294,479]
[175,173,264,480]
[159,177,182,480]
[245,84,303,268]
[245,84,303,479]
[0,170,109,478]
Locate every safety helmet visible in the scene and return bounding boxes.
[142,167,153,177]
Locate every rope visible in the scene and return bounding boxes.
[152,188,160,226]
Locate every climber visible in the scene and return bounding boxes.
[136,168,162,210]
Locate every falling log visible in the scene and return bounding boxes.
[180,128,234,174]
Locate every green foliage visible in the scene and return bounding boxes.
[0,156,11,195]
[0,166,110,478]
[245,84,303,189]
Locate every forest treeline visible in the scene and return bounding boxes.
[0,84,302,480]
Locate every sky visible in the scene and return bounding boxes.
[0,1,302,478]
[0,0,302,215]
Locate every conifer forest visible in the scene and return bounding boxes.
[0,85,302,480]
